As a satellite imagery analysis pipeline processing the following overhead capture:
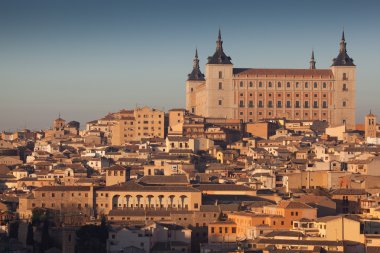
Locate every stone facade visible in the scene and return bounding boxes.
[186,30,356,129]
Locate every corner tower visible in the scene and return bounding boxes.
[330,31,356,129]
[204,29,234,118]
[186,49,206,114]
[365,111,377,139]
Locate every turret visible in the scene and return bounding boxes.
[309,50,316,69]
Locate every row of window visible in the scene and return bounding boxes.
[239,111,329,121]
[237,100,333,108]
[41,192,88,197]
[210,227,237,234]
[240,92,329,98]
[216,82,349,91]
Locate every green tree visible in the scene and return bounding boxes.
[76,224,108,253]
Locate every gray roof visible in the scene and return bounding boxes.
[207,29,232,65]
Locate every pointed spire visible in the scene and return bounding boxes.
[309,49,316,69]
[332,30,355,66]
[339,29,347,54]
[188,48,205,81]
[207,28,232,64]
[193,48,200,69]
[216,28,223,52]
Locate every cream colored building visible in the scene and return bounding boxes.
[88,106,165,145]
[186,30,356,129]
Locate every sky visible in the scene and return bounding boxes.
[0,0,379,131]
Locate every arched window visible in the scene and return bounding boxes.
[240,81,243,87]
[323,82,327,89]
[268,82,273,88]
[277,82,281,88]
[259,82,263,88]
[314,82,318,88]
[249,81,253,87]
[305,82,309,88]
[286,82,291,88]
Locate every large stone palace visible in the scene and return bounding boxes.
[186,30,356,129]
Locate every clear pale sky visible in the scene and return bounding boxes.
[0,0,379,131]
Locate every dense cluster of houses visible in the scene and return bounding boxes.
[1,108,380,252]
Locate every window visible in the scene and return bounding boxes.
[259,82,263,88]
[277,82,281,88]
[239,100,244,107]
[305,82,309,88]
[249,101,254,108]
[258,101,263,108]
[313,101,318,108]
[218,100,222,106]
[268,101,273,108]
[314,82,318,88]
[343,83,348,91]
[268,82,273,88]
[219,71,222,79]
[191,88,193,92]
[286,101,291,108]
[296,82,299,88]
[291,212,294,216]
[343,101,347,107]
[219,82,222,90]
[295,101,300,108]
[343,73,347,80]
[304,101,309,108]
[287,82,291,88]
[322,101,327,108]
[249,81,253,87]
[323,82,327,88]
[277,101,282,108]
[232,227,236,233]
[240,81,243,87]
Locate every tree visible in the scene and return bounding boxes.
[40,220,51,251]
[26,222,34,246]
[76,223,108,253]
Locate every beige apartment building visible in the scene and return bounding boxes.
[186,30,356,129]
[88,106,165,145]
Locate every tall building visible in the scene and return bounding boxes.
[365,111,377,139]
[186,30,356,129]
[87,106,166,145]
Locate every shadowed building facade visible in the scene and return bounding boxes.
[186,30,356,129]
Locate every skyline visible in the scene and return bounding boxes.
[1,0,380,131]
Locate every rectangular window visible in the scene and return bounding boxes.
[277,101,282,108]
[239,100,244,107]
[268,101,273,108]
[295,101,300,108]
[286,101,291,108]
[258,101,263,108]
[313,101,318,108]
[218,100,222,106]
[249,101,253,108]
[304,101,309,108]
[219,82,222,90]
[219,71,222,79]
